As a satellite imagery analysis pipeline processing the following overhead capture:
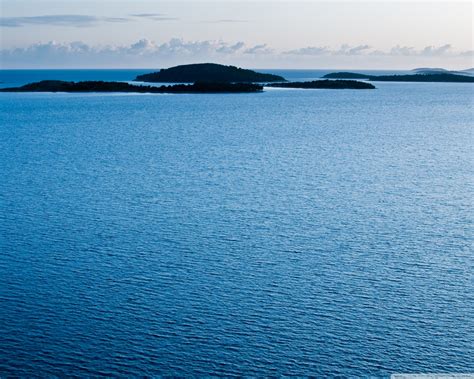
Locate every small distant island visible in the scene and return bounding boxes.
[135,63,286,83]
[412,67,473,76]
[322,72,371,80]
[268,80,375,90]
[323,72,474,83]
[0,80,264,93]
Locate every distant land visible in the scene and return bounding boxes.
[268,80,375,90]
[321,72,370,80]
[1,78,377,93]
[323,72,474,83]
[412,67,474,76]
[135,63,286,83]
[0,80,264,93]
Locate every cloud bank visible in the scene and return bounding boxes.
[0,15,130,27]
[0,13,178,27]
[1,38,472,68]
[130,14,178,21]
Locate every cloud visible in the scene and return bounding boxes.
[0,13,179,28]
[283,46,331,55]
[373,44,456,57]
[130,13,178,21]
[128,39,157,53]
[0,15,129,28]
[284,44,371,56]
[156,38,233,56]
[421,44,452,56]
[216,42,245,54]
[387,45,417,56]
[459,50,474,57]
[1,39,471,68]
[244,44,274,55]
[0,38,252,67]
[283,43,463,58]
[130,13,164,17]
[334,44,372,55]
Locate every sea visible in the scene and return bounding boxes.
[0,69,473,377]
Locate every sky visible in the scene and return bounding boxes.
[1,0,472,69]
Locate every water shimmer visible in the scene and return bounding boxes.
[0,70,473,377]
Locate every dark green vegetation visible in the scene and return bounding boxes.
[370,73,474,82]
[267,80,376,89]
[135,63,285,83]
[0,80,264,93]
[323,72,474,82]
[323,72,372,79]
[1,79,375,93]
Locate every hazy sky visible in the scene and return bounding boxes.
[1,0,472,69]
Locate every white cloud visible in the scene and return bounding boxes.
[283,46,330,55]
[0,15,129,28]
[1,39,471,68]
[284,44,372,56]
[421,44,452,56]
[216,42,245,54]
[0,13,178,28]
[371,44,458,57]
[459,50,474,57]
[130,13,178,21]
[127,39,157,54]
[334,44,372,55]
[244,44,274,55]
[283,44,462,58]
[387,45,417,56]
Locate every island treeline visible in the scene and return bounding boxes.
[0,80,264,93]
[2,79,376,93]
[323,72,474,83]
[135,63,285,83]
[268,80,375,89]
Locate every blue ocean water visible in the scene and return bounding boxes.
[0,70,473,377]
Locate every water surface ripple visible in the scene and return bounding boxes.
[0,75,473,376]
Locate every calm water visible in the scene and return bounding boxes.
[0,70,473,377]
